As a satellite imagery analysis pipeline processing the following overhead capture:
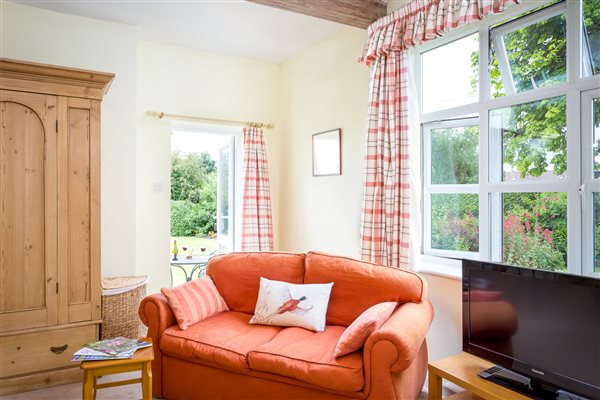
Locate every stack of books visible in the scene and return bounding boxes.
[72,337,151,361]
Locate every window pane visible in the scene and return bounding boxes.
[431,194,479,252]
[490,12,566,98]
[489,96,566,181]
[595,193,600,273]
[431,126,479,184]
[503,192,566,272]
[594,98,600,177]
[422,34,479,113]
[584,0,600,76]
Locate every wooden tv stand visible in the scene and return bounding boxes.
[428,352,532,400]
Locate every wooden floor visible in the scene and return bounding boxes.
[0,372,153,400]
[1,372,460,399]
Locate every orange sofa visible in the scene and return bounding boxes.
[139,251,433,400]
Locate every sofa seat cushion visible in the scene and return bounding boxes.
[248,326,364,392]
[161,311,282,372]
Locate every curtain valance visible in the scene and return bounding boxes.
[359,0,520,66]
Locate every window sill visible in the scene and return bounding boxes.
[413,255,462,280]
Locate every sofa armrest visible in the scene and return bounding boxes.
[139,292,176,336]
[138,293,176,398]
[364,299,434,372]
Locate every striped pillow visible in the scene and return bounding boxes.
[161,276,229,330]
[333,302,397,358]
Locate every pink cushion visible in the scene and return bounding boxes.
[333,302,397,357]
[161,276,229,330]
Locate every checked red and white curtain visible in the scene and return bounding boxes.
[359,0,519,268]
[240,126,274,251]
[359,51,410,268]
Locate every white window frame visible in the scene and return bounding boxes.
[415,0,600,277]
[581,88,600,276]
[422,118,479,259]
[490,1,567,95]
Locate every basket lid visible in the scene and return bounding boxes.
[102,275,148,295]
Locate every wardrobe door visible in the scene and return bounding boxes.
[57,97,101,324]
[0,90,58,332]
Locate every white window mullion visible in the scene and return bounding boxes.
[484,82,570,110]
[421,104,479,125]
[422,122,434,257]
[566,0,584,276]
[566,0,582,81]
[486,182,569,193]
[428,185,478,194]
[480,22,491,260]
[479,24,491,105]
[581,89,600,277]
[567,87,583,274]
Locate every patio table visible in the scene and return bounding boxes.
[170,255,212,285]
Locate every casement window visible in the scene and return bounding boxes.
[418,0,600,276]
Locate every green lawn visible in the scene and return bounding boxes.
[170,236,218,256]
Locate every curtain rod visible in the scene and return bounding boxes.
[146,110,275,129]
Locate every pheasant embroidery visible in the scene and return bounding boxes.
[252,280,317,325]
[265,296,308,320]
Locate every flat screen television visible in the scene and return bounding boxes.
[462,260,600,400]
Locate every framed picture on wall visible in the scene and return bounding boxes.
[312,129,341,176]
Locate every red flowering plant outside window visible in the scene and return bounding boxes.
[502,193,566,271]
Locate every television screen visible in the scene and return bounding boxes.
[463,260,600,399]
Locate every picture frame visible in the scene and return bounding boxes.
[312,129,341,176]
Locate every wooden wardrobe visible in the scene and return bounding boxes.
[0,58,113,395]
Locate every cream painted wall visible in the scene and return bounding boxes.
[136,41,282,294]
[279,27,369,257]
[421,274,463,361]
[2,2,463,361]
[1,2,138,278]
[279,23,463,362]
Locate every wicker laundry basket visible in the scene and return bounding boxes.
[101,276,148,339]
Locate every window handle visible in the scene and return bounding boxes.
[579,184,586,212]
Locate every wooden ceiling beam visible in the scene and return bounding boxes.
[246,0,387,29]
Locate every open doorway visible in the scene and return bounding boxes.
[169,123,238,284]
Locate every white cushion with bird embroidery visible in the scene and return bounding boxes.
[249,277,334,332]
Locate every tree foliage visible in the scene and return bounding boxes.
[431,126,479,184]
[171,151,216,201]
[488,8,567,178]
[479,1,600,178]
[431,194,479,252]
[170,151,217,237]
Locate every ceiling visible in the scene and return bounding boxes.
[9,0,390,63]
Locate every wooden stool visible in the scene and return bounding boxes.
[80,338,154,400]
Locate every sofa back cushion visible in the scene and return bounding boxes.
[207,252,306,314]
[304,251,427,326]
